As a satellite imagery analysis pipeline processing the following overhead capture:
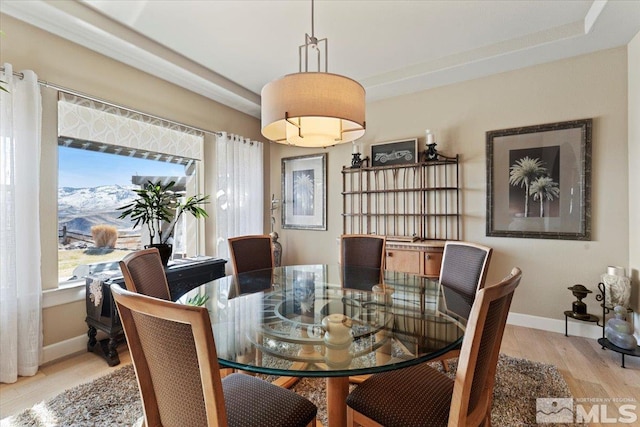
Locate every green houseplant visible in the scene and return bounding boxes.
[117,180,209,265]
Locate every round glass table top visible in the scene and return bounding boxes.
[178,264,468,377]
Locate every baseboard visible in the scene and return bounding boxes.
[507,312,602,340]
[42,334,87,364]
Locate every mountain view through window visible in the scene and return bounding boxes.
[58,145,192,283]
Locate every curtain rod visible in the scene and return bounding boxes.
[1,67,223,137]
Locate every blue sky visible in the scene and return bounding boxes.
[58,146,185,188]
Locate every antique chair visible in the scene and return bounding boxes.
[119,247,171,300]
[435,241,492,371]
[345,267,522,427]
[111,284,317,427]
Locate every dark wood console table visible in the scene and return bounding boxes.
[85,257,227,366]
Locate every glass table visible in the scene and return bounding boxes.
[178,264,469,427]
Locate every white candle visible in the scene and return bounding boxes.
[352,143,357,154]
[426,129,434,145]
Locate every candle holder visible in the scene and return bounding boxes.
[423,142,439,161]
[351,152,363,168]
[350,152,369,168]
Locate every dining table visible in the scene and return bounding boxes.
[177,264,469,427]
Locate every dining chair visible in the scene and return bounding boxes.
[119,247,171,300]
[110,284,317,427]
[228,234,274,275]
[345,267,522,427]
[436,241,492,371]
[227,234,275,296]
[340,234,386,269]
[339,234,386,291]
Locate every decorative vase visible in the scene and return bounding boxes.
[605,306,638,350]
[145,243,172,266]
[601,266,631,309]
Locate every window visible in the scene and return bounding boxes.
[57,93,204,283]
[57,143,199,282]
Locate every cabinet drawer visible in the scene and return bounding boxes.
[386,250,421,274]
[423,249,443,278]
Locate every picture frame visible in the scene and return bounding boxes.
[281,153,327,230]
[370,138,418,167]
[486,118,592,240]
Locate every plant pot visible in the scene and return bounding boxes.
[145,243,173,266]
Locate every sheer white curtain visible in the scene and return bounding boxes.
[215,132,264,261]
[0,64,43,383]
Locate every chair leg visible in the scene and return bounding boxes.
[348,407,385,427]
[441,359,449,372]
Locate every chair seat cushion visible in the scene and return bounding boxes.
[346,363,454,427]
[223,373,317,427]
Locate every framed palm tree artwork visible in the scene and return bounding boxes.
[486,119,592,240]
[281,153,327,230]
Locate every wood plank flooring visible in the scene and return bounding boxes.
[2,325,639,424]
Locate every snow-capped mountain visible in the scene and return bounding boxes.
[58,185,139,234]
[58,185,137,215]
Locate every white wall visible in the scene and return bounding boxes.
[272,47,631,330]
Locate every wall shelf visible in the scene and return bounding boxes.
[342,155,460,241]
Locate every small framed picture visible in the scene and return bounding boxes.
[370,138,418,167]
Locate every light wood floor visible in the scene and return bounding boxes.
[2,325,639,424]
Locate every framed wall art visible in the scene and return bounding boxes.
[281,153,327,230]
[486,118,592,240]
[370,138,418,167]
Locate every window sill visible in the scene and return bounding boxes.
[43,281,85,308]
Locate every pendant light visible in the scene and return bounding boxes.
[261,0,366,148]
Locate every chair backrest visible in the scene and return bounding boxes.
[448,267,522,427]
[339,234,386,291]
[340,234,386,269]
[119,248,171,300]
[439,241,492,307]
[111,284,228,427]
[228,235,274,275]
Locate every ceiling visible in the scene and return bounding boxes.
[3,0,639,119]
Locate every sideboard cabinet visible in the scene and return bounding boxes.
[85,257,226,366]
[342,156,459,277]
[385,241,444,278]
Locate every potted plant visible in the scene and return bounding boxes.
[117,180,209,265]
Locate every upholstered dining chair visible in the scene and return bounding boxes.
[111,284,317,427]
[339,234,386,291]
[228,234,274,274]
[345,267,522,427]
[227,234,275,295]
[119,247,171,300]
[340,234,386,269]
[436,240,492,371]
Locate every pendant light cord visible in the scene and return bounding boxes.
[311,0,315,37]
